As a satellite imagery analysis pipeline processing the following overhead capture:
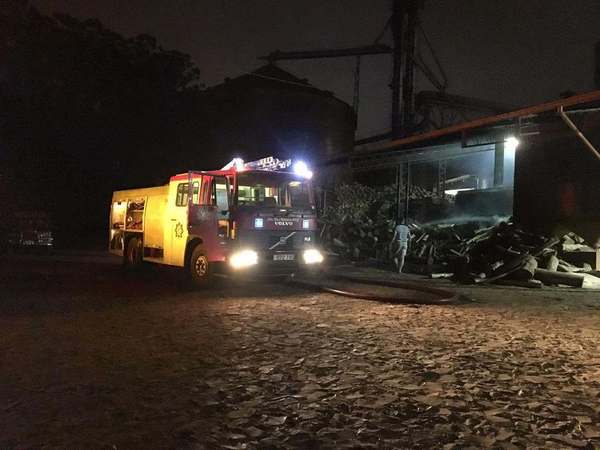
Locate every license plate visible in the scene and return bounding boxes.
[273,253,295,261]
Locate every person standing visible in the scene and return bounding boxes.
[391,218,411,273]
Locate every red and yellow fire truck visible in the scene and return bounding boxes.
[109,157,323,285]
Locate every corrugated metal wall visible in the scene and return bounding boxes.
[514,112,600,246]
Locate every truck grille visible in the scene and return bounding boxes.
[268,234,295,251]
[239,230,309,251]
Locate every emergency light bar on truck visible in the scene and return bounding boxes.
[221,156,313,179]
[109,156,322,286]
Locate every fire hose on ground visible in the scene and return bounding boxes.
[288,273,463,305]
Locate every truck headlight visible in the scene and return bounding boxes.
[229,249,258,269]
[303,248,324,265]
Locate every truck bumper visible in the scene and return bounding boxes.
[224,249,324,276]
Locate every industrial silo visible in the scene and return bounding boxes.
[202,64,356,174]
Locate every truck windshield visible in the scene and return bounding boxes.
[236,172,312,208]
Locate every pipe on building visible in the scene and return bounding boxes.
[558,106,600,161]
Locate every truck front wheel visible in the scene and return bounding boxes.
[189,246,212,286]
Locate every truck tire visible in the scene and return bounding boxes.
[189,245,212,287]
[124,237,143,269]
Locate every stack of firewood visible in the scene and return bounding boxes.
[319,182,447,261]
[409,221,600,288]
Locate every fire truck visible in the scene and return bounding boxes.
[109,157,323,285]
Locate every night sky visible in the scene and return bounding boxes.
[34,0,600,138]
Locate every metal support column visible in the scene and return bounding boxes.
[353,56,361,115]
[438,160,447,196]
[494,142,504,186]
[401,0,418,132]
[395,165,403,220]
[404,162,411,220]
[391,0,404,138]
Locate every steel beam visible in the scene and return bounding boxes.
[352,142,495,171]
[259,45,392,62]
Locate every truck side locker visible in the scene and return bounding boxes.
[143,192,167,260]
[163,175,198,267]
[122,198,145,267]
[109,200,127,254]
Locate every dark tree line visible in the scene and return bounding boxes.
[1,2,219,245]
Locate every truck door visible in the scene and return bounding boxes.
[188,175,230,263]
[164,178,199,266]
[211,175,231,260]
[213,176,230,230]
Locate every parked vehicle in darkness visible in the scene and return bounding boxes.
[2,211,54,253]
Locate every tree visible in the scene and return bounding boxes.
[1,3,209,244]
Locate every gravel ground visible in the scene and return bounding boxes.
[1,253,600,449]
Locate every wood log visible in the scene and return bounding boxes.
[333,238,347,248]
[582,274,600,289]
[494,279,543,289]
[430,272,453,279]
[513,256,538,281]
[534,268,584,287]
[545,254,559,271]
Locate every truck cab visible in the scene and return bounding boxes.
[109,157,323,285]
[228,166,321,271]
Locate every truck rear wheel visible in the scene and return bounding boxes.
[189,246,212,286]
[124,237,143,268]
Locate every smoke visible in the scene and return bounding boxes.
[416,214,510,228]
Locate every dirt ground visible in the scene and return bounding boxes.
[1,253,600,449]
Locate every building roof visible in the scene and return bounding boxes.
[208,63,334,97]
[356,90,600,156]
